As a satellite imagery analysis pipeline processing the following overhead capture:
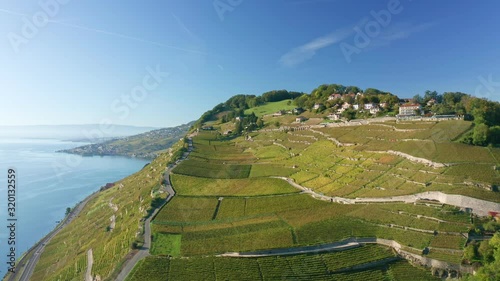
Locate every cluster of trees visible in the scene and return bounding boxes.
[261,90,304,102]
[412,91,500,146]
[464,233,500,280]
[233,112,261,134]
[196,90,305,127]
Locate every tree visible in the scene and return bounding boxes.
[463,242,478,263]
[65,207,71,216]
[478,240,495,263]
[274,121,280,128]
[488,126,500,145]
[472,233,500,280]
[473,124,489,146]
[343,95,355,105]
[294,94,309,108]
[235,121,243,134]
[413,94,423,104]
[423,90,440,103]
[256,119,264,128]
[341,109,356,121]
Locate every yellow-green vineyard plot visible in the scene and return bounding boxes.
[216,197,247,218]
[425,248,464,264]
[345,204,470,234]
[295,217,434,249]
[180,220,295,255]
[291,170,319,184]
[154,196,219,222]
[429,234,466,250]
[150,233,181,256]
[31,152,173,281]
[376,203,471,224]
[125,256,170,281]
[388,260,440,281]
[173,158,252,178]
[190,144,256,164]
[171,174,298,196]
[489,146,500,163]
[445,163,500,185]
[248,164,296,177]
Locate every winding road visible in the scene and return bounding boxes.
[116,136,193,281]
[114,171,176,281]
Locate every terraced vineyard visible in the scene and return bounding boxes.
[126,245,439,281]
[140,118,500,279]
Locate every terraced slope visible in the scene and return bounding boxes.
[140,120,500,279]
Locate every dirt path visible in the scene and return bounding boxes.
[85,249,93,281]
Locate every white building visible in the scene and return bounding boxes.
[328,93,342,101]
[370,107,380,115]
[364,103,376,110]
[328,113,341,120]
[399,104,422,115]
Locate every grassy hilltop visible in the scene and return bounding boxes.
[21,86,500,281]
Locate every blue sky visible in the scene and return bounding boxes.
[1,0,500,127]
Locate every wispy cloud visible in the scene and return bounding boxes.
[49,21,207,54]
[171,13,198,42]
[371,22,436,48]
[279,28,352,67]
[0,7,27,17]
[0,7,205,55]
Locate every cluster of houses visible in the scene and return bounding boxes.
[269,93,449,123]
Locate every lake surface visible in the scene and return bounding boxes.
[0,139,149,274]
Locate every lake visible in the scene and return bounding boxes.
[0,138,149,274]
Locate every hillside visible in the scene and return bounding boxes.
[137,93,498,280]
[58,122,194,159]
[15,87,500,281]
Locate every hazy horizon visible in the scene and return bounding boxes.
[0,124,163,140]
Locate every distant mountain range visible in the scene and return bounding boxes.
[57,122,194,159]
[0,124,159,141]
